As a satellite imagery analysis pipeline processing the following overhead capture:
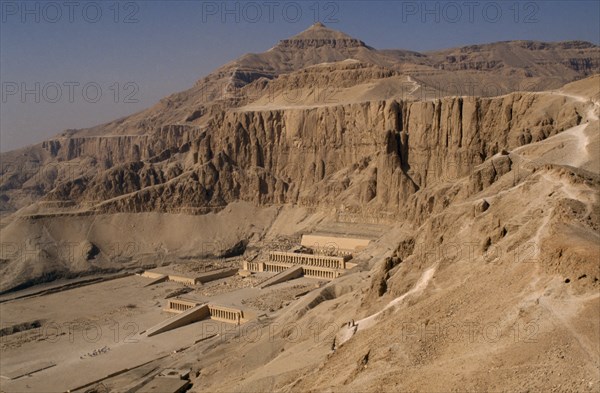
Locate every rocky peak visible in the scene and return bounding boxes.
[275,23,368,50]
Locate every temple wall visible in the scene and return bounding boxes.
[300,235,370,254]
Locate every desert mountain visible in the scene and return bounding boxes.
[1,24,598,275]
[0,24,599,392]
[1,24,598,213]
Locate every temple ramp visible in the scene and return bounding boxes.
[259,266,304,289]
[146,304,210,337]
[139,271,168,286]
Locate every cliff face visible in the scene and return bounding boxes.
[41,125,204,166]
[31,91,581,218]
[430,40,600,75]
[0,23,595,240]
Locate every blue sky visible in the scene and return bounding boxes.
[1,0,599,151]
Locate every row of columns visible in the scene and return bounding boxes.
[304,269,337,279]
[247,262,260,271]
[264,263,287,272]
[210,308,241,322]
[269,252,344,269]
[170,301,194,312]
[312,248,351,257]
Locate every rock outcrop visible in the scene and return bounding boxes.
[30,91,581,219]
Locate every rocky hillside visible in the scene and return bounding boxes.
[0,23,598,289]
[38,91,583,217]
[0,23,599,393]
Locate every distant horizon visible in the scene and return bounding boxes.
[2,0,599,152]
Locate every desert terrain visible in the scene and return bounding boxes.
[0,23,599,392]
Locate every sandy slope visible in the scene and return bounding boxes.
[153,79,599,393]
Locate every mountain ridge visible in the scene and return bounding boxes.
[0,24,599,294]
[4,23,595,143]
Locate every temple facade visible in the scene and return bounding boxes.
[165,300,246,325]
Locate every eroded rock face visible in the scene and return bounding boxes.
[28,91,580,219]
[273,21,369,50]
[0,97,566,216]
[2,25,596,215]
[430,40,600,75]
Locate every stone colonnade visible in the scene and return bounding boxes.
[245,261,262,271]
[263,262,289,273]
[168,300,198,313]
[209,306,242,325]
[303,268,339,279]
[269,251,346,269]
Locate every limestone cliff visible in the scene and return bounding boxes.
[28,92,577,217]
[0,24,597,293]
[2,24,596,215]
